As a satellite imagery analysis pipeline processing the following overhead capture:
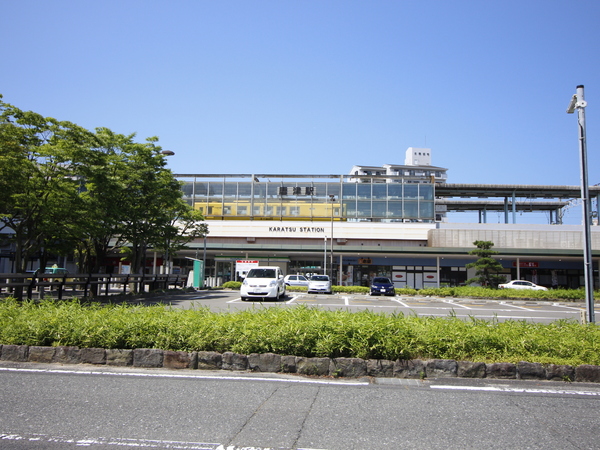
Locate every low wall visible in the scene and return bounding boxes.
[1,344,599,383]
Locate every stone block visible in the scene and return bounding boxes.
[52,346,81,364]
[106,349,133,366]
[222,352,248,371]
[280,355,296,373]
[486,362,517,379]
[545,364,575,382]
[393,359,426,379]
[575,365,600,383]
[133,348,164,368]
[517,361,545,380]
[163,350,195,369]
[331,357,367,378]
[367,359,394,377]
[248,352,282,372]
[296,357,331,376]
[457,361,486,378]
[28,346,56,363]
[426,359,458,378]
[197,351,222,370]
[0,344,29,362]
[80,348,106,365]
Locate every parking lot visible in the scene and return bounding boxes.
[162,290,587,324]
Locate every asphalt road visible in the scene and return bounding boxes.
[138,290,588,324]
[1,362,599,449]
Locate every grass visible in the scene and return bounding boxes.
[0,297,599,367]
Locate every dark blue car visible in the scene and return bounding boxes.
[370,277,395,296]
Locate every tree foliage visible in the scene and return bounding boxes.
[0,95,207,281]
[465,240,506,288]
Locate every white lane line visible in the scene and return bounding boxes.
[286,295,299,304]
[431,384,600,396]
[0,433,221,449]
[552,303,585,311]
[499,301,535,311]
[441,299,472,309]
[0,367,369,386]
[343,296,350,306]
[391,298,411,307]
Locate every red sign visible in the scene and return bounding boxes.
[512,261,539,268]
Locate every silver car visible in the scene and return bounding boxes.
[283,274,309,287]
[307,275,332,294]
[498,280,548,291]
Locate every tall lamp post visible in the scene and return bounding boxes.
[567,85,595,323]
[160,150,175,274]
[329,195,335,280]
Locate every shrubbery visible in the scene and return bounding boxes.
[0,298,598,366]
[221,282,592,302]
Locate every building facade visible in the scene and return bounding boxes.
[173,148,600,289]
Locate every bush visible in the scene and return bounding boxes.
[1,298,599,366]
[222,281,241,290]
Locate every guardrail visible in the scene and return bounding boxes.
[0,273,187,300]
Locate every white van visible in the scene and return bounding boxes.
[240,266,286,301]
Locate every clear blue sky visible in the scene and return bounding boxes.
[2,1,599,191]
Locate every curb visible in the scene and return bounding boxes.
[1,344,599,383]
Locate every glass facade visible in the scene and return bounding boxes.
[180,176,435,222]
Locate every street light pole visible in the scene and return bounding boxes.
[567,85,595,323]
[330,195,335,280]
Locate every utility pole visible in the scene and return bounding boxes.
[567,85,595,323]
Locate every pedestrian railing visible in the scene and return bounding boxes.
[0,273,186,300]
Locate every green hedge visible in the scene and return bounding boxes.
[221,283,594,302]
[0,298,598,366]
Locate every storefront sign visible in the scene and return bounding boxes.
[513,261,539,268]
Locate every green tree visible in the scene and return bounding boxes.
[0,96,94,276]
[465,240,506,288]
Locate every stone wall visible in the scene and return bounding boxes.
[2,344,599,383]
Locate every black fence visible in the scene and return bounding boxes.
[0,273,187,300]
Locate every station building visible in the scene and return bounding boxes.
[173,148,600,289]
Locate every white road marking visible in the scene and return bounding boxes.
[499,301,535,311]
[0,366,369,386]
[441,299,472,309]
[431,384,600,396]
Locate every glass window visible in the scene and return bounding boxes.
[253,183,266,199]
[342,183,356,199]
[372,184,386,199]
[223,182,237,198]
[388,184,403,199]
[357,184,371,199]
[404,201,419,218]
[404,184,419,199]
[372,201,387,218]
[236,205,247,215]
[238,183,252,198]
[387,200,402,218]
[419,201,434,219]
[357,201,371,217]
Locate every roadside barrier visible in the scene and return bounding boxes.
[0,273,186,300]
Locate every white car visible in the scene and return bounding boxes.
[498,280,548,291]
[240,266,286,301]
[307,275,332,294]
[283,274,309,287]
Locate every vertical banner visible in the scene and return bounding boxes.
[193,260,204,288]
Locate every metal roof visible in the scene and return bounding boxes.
[435,183,600,199]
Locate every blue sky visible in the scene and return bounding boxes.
[2,1,600,223]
